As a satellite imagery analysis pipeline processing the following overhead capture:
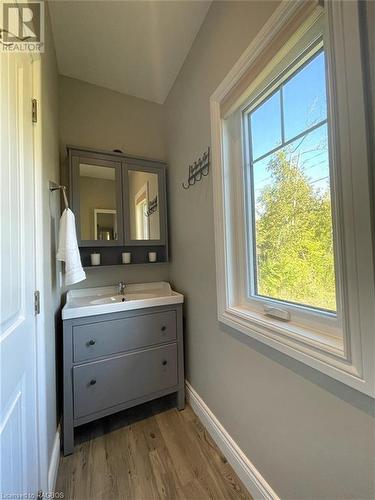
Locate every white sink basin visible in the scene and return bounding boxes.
[90,294,126,305]
[90,290,165,305]
[124,291,158,300]
[62,282,183,320]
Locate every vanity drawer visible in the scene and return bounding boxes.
[73,343,178,419]
[72,310,176,362]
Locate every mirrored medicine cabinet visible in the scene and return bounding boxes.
[68,146,168,266]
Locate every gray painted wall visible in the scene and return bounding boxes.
[365,0,375,272]
[59,75,169,288]
[41,3,61,468]
[164,2,375,499]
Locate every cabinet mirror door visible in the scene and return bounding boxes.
[72,157,124,246]
[124,165,166,245]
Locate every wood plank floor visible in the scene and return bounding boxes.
[56,395,252,500]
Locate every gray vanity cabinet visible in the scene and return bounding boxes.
[62,304,184,456]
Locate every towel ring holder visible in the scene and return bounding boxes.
[49,181,69,209]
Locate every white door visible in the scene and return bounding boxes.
[0,50,39,496]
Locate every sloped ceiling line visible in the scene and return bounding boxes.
[49,1,211,104]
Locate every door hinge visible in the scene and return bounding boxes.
[34,290,40,315]
[32,98,38,123]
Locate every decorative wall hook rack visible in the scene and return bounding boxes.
[145,196,158,217]
[182,147,210,190]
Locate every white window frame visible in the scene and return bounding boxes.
[210,0,375,397]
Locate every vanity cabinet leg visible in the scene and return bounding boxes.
[177,388,185,411]
[176,304,185,411]
[63,422,74,456]
[63,319,75,456]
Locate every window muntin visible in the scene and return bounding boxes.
[246,47,337,313]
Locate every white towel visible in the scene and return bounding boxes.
[56,208,86,286]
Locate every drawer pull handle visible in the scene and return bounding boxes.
[88,339,96,346]
[162,360,168,366]
[89,379,97,386]
[161,326,167,332]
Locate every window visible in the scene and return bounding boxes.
[245,47,337,314]
[211,1,375,397]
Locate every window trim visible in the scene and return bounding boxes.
[210,0,375,397]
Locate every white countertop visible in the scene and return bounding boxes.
[62,281,184,320]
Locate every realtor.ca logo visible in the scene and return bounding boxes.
[1,1,44,52]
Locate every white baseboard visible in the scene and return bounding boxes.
[185,381,279,500]
[47,427,61,492]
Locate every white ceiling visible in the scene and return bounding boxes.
[49,1,211,104]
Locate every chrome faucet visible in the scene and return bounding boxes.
[118,281,126,295]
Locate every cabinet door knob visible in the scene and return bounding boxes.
[88,339,96,346]
[161,326,167,332]
[89,379,96,386]
[162,360,167,366]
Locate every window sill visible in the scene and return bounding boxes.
[219,304,363,385]
[230,304,343,354]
